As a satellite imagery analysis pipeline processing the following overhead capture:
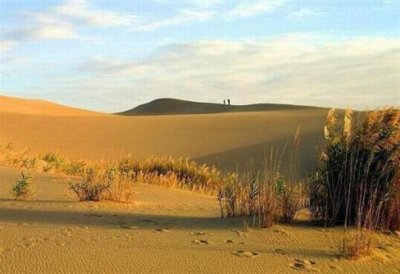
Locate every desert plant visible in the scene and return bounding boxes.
[341,228,376,259]
[12,172,34,200]
[217,147,289,228]
[6,149,37,170]
[69,166,111,201]
[310,108,399,230]
[281,182,308,224]
[41,152,64,173]
[62,159,87,176]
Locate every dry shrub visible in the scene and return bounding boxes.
[281,182,308,224]
[341,229,375,259]
[62,159,87,176]
[5,149,37,170]
[116,156,225,194]
[217,147,307,228]
[69,166,111,201]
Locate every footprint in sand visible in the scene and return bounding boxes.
[225,240,245,245]
[273,227,289,235]
[274,248,287,255]
[154,228,170,233]
[233,250,260,258]
[85,213,103,218]
[192,239,212,245]
[291,258,318,272]
[232,230,248,238]
[191,232,206,236]
[120,224,139,230]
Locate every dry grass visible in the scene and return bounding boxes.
[217,147,308,228]
[311,107,399,258]
[341,229,376,259]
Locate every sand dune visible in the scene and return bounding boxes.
[0,95,103,117]
[0,96,328,174]
[118,98,321,116]
[1,97,399,274]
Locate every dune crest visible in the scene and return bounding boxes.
[0,95,104,117]
[118,98,322,116]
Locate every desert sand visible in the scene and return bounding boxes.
[1,96,399,273]
[0,95,327,174]
[1,165,399,273]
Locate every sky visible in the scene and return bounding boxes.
[0,0,399,112]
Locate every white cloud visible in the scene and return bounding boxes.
[132,0,286,31]
[288,8,321,19]
[53,0,137,27]
[51,35,399,112]
[228,0,285,18]
[0,40,15,52]
[2,0,136,45]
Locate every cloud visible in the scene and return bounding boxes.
[1,0,137,46]
[132,0,286,31]
[228,0,285,18]
[288,8,321,19]
[0,40,15,52]
[6,24,78,41]
[51,0,137,27]
[48,35,398,112]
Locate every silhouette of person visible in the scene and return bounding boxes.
[223,99,226,105]
[227,99,230,106]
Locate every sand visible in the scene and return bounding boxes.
[1,165,399,273]
[0,95,327,174]
[2,96,399,273]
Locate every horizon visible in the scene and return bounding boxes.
[1,0,399,112]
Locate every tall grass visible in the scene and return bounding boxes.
[217,143,308,228]
[310,108,399,258]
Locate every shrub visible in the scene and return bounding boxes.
[62,159,86,176]
[217,148,292,228]
[281,182,308,224]
[41,152,64,173]
[310,108,399,230]
[116,156,225,194]
[69,164,135,202]
[6,149,37,170]
[13,172,35,200]
[69,166,112,201]
[341,229,375,259]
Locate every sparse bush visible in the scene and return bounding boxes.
[69,166,112,201]
[217,148,294,228]
[62,159,86,176]
[116,156,225,194]
[69,164,135,202]
[341,229,375,259]
[281,182,308,224]
[13,172,35,200]
[6,149,37,170]
[41,152,64,173]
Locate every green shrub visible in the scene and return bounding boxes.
[13,172,34,200]
[41,152,64,173]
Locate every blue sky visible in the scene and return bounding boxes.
[1,0,399,112]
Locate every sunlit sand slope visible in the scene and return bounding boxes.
[1,96,327,173]
[0,95,102,116]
